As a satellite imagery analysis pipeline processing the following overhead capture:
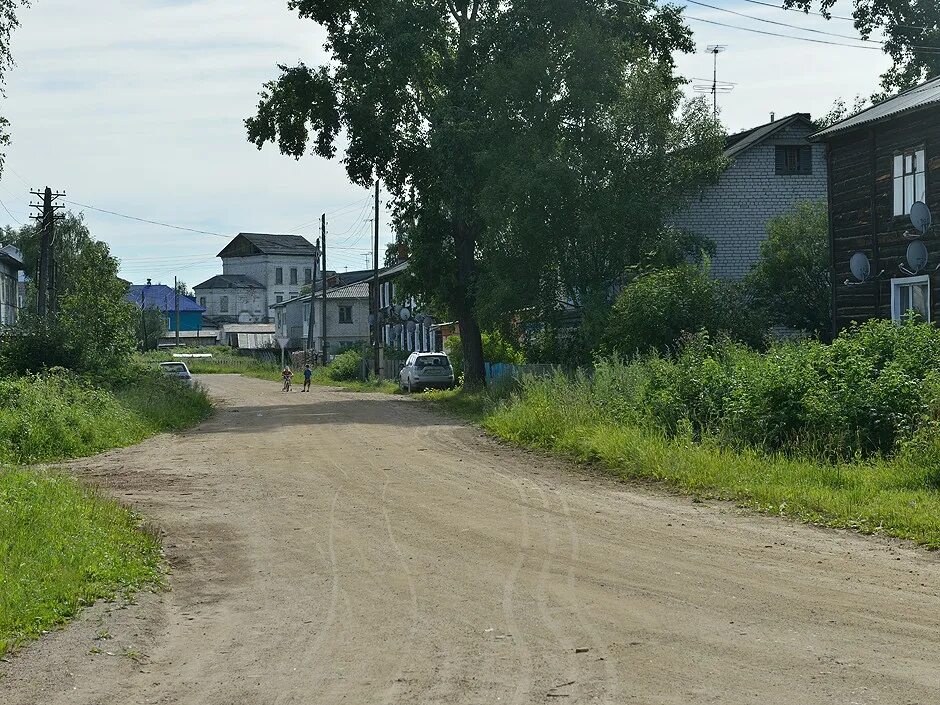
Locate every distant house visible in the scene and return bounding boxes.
[217,322,276,350]
[673,112,828,279]
[371,260,442,354]
[194,233,319,324]
[126,281,206,332]
[0,244,24,328]
[273,280,371,355]
[812,76,940,333]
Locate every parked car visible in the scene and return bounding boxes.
[399,352,455,392]
[159,361,194,387]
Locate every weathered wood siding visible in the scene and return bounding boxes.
[828,109,940,332]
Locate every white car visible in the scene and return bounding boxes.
[399,353,455,393]
[159,361,194,387]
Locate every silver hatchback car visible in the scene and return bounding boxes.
[159,361,194,387]
[399,352,455,393]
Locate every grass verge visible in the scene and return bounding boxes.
[428,384,940,549]
[0,468,162,657]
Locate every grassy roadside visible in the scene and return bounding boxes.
[426,385,940,549]
[0,370,211,657]
[0,468,162,657]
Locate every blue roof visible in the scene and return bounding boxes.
[127,284,206,313]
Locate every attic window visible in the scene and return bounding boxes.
[775,145,813,175]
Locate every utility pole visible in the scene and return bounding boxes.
[306,237,320,356]
[373,179,381,379]
[174,276,181,348]
[321,214,328,364]
[28,186,66,318]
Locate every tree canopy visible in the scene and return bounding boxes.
[0,1,28,174]
[783,0,939,93]
[247,0,725,382]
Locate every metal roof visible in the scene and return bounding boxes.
[0,244,24,270]
[218,232,318,258]
[194,274,265,290]
[221,323,276,333]
[723,113,814,159]
[127,284,206,312]
[272,281,370,308]
[812,76,940,140]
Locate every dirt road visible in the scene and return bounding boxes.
[3,375,939,704]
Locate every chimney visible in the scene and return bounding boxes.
[770,112,775,123]
[146,278,152,286]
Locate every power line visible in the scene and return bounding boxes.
[684,15,883,50]
[64,200,231,238]
[739,0,938,32]
[0,197,22,224]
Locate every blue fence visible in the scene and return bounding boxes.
[484,362,559,383]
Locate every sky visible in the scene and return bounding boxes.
[0,0,891,288]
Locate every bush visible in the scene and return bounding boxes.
[327,349,364,381]
[445,331,525,377]
[604,263,764,356]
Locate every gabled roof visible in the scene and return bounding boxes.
[272,280,370,308]
[217,233,318,258]
[724,113,814,159]
[0,244,24,270]
[194,274,265,290]
[811,76,940,140]
[127,284,206,313]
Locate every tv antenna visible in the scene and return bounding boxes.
[695,45,732,118]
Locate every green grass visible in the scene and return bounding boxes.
[0,370,212,465]
[430,381,940,549]
[0,467,162,657]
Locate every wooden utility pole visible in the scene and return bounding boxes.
[29,186,65,318]
[306,237,321,355]
[174,276,181,347]
[321,214,328,364]
[373,180,381,379]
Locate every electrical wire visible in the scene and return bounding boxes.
[684,15,883,49]
[739,0,938,32]
[64,200,231,238]
[0,197,22,224]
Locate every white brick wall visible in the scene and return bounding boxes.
[672,123,828,280]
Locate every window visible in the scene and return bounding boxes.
[290,268,298,285]
[276,295,283,304]
[891,275,930,322]
[199,297,206,308]
[338,305,353,324]
[304,268,312,284]
[275,267,283,285]
[220,296,229,313]
[775,145,813,175]
[894,148,927,216]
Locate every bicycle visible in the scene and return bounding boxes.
[282,376,292,392]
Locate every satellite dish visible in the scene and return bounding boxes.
[907,240,929,273]
[399,307,412,321]
[392,323,403,336]
[368,313,376,326]
[911,201,932,234]
[849,252,871,282]
[406,320,417,333]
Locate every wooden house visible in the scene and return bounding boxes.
[812,77,940,333]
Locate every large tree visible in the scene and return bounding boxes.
[784,0,939,93]
[247,0,719,385]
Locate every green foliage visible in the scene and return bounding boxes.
[325,348,364,382]
[745,201,831,338]
[445,331,525,376]
[137,305,167,352]
[604,263,763,356]
[0,369,211,465]
[783,1,939,93]
[0,467,161,657]
[247,0,726,386]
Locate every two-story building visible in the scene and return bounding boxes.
[0,244,24,328]
[273,280,371,355]
[812,76,940,333]
[194,233,319,324]
[673,112,828,279]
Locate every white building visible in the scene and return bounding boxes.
[273,281,371,354]
[194,233,319,323]
[0,244,24,328]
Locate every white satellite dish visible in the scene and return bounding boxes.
[399,307,412,321]
[907,240,929,273]
[849,251,871,282]
[911,201,932,234]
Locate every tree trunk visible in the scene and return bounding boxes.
[454,220,485,390]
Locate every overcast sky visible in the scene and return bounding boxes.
[0,0,890,288]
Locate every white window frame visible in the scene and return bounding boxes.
[891,275,931,323]
[893,147,927,217]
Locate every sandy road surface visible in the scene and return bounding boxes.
[3,374,940,704]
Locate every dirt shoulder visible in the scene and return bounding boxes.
[3,374,939,704]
